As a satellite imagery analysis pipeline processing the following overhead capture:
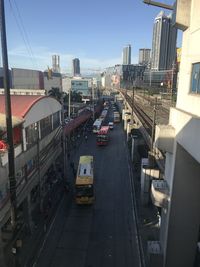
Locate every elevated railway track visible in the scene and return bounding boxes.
[119,89,171,172]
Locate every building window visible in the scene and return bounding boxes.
[25,123,38,149]
[40,116,52,139]
[53,111,60,130]
[191,63,200,93]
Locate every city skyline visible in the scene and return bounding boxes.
[4,0,180,73]
[122,44,131,65]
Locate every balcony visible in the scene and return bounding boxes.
[151,180,169,208]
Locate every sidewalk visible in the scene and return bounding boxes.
[4,180,72,267]
[127,135,159,267]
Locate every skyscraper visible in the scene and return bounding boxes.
[52,55,60,73]
[72,58,80,77]
[122,44,131,65]
[151,11,177,70]
[139,49,151,66]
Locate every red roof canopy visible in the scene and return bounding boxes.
[0,95,47,118]
[64,111,92,135]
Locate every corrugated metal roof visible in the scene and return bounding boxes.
[0,95,47,118]
[64,104,102,135]
[64,110,92,135]
[0,113,24,130]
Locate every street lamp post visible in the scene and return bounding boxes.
[132,83,135,117]
[92,85,95,121]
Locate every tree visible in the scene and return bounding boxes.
[48,87,62,101]
[71,91,82,102]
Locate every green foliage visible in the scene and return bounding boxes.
[48,87,62,101]
[71,91,83,103]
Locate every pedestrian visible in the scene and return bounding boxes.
[85,135,88,142]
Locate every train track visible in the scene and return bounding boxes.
[122,92,153,135]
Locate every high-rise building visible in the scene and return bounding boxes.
[151,11,177,71]
[52,55,60,73]
[139,48,151,66]
[72,58,80,77]
[122,44,131,65]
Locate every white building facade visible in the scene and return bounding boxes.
[0,95,62,265]
[154,1,200,266]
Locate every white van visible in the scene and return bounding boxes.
[108,122,114,130]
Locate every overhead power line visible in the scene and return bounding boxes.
[8,0,39,69]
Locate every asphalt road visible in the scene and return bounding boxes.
[35,107,141,267]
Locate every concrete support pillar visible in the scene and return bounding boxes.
[122,109,129,121]
[127,122,134,141]
[131,137,135,162]
[164,144,200,267]
[0,229,6,267]
[124,114,131,131]
[22,128,27,151]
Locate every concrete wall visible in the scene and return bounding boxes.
[157,1,200,266]
[44,76,62,94]
[164,144,200,267]
[11,68,42,89]
[176,0,200,116]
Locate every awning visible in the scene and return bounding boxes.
[64,110,92,135]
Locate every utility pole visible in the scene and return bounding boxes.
[151,98,157,152]
[61,94,67,182]
[92,85,95,121]
[132,85,135,117]
[68,88,71,119]
[151,97,161,151]
[36,122,43,213]
[0,0,17,228]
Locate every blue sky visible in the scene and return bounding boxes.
[3,0,180,73]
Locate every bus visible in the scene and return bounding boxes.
[99,109,108,122]
[93,119,103,133]
[75,155,94,205]
[96,126,109,146]
[113,111,120,123]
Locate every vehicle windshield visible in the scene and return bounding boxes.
[97,135,108,141]
[76,185,93,196]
